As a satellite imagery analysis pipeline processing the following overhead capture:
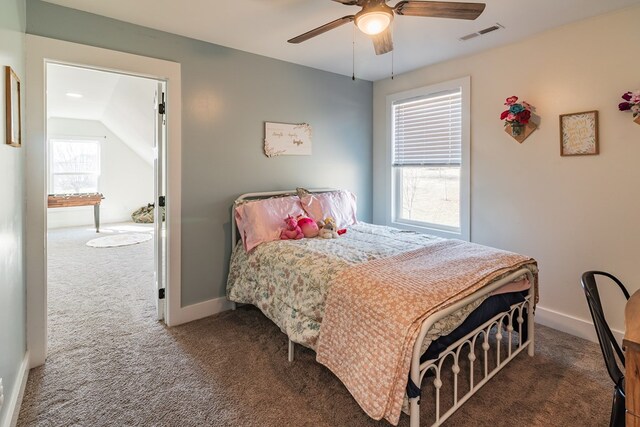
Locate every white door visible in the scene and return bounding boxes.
[154,81,167,321]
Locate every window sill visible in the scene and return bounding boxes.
[389,220,467,241]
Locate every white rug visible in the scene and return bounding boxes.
[86,233,152,248]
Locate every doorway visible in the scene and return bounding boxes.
[45,62,166,328]
[26,35,183,368]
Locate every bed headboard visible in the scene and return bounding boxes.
[231,188,336,247]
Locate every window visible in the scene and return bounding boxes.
[388,77,470,240]
[50,139,101,194]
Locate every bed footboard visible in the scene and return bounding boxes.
[409,268,535,427]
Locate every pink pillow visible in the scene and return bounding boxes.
[299,190,357,228]
[235,196,305,251]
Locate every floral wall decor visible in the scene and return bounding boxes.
[500,96,537,143]
[618,90,640,125]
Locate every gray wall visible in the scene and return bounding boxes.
[0,0,26,424]
[26,1,373,306]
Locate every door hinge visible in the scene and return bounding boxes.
[158,196,166,207]
[158,92,166,115]
[159,288,165,299]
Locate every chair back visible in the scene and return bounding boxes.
[580,271,630,387]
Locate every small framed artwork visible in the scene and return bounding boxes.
[5,66,22,147]
[559,110,598,156]
[264,121,312,157]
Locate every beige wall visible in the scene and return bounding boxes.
[373,5,640,338]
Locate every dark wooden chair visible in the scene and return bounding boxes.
[581,271,630,427]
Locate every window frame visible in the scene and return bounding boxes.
[48,137,102,195]
[385,76,470,241]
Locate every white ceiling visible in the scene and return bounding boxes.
[47,63,157,164]
[47,64,120,120]
[43,0,640,81]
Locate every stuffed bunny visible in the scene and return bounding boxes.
[318,217,339,239]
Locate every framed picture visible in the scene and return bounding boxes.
[264,121,312,157]
[559,110,598,156]
[5,66,22,147]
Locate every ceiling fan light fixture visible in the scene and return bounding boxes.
[356,10,393,36]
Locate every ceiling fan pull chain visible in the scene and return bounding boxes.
[352,25,356,81]
[391,35,394,80]
[390,21,394,80]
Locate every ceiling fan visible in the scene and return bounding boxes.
[288,1,486,55]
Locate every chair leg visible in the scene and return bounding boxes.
[610,386,625,427]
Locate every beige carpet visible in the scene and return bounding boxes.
[19,225,612,426]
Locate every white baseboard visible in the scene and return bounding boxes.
[0,351,30,427]
[167,296,234,327]
[535,305,624,344]
[168,299,626,346]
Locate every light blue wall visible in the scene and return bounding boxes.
[26,1,373,306]
[0,0,26,424]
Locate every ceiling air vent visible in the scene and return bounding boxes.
[459,23,504,41]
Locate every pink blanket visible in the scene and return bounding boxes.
[315,239,537,425]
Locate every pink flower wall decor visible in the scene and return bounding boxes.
[500,96,535,137]
[618,90,640,124]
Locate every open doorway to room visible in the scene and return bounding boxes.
[25,36,182,367]
[45,63,167,352]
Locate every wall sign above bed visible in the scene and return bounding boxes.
[264,121,312,157]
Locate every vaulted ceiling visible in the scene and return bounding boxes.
[43,0,640,81]
[47,64,157,164]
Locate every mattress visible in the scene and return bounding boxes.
[227,222,530,352]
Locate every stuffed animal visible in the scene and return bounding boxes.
[318,217,339,239]
[280,215,304,240]
[297,215,319,238]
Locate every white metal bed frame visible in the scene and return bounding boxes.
[229,189,535,427]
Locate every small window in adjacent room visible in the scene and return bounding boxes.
[50,139,101,194]
[388,77,470,240]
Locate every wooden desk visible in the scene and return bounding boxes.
[625,290,640,426]
[48,193,105,232]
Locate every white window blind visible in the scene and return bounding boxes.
[392,88,462,166]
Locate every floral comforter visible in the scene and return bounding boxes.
[226,222,489,351]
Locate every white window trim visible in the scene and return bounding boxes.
[48,136,102,195]
[385,76,470,241]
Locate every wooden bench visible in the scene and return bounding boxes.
[48,193,105,232]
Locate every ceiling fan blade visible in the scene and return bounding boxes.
[288,15,355,44]
[371,27,393,55]
[394,1,486,20]
[331,0,363,5]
